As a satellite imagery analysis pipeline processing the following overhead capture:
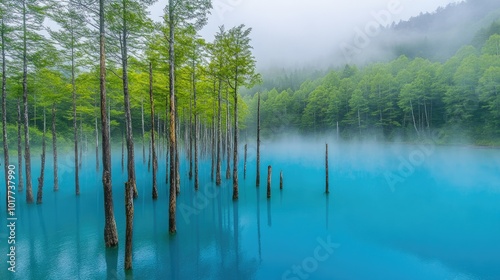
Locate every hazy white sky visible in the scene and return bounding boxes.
[149,0,463,69]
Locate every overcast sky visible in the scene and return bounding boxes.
[149,0,463,69]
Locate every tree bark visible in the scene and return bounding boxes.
[256,92,260,187]
[121,0,138,199]
[149,63,158,200]
[72,26,79,195]
[193,62,199,191]
[141,97,145,164]
[325,143,329,194]
[266,165,271,199]
[121,131,124,173]
[22,0,34,204]
[95,117,99,172]
[168,0,177,234]
[100,0,118,248]
[122,0,135,268]
[226,89,231,180]
[410,99,420,137]
[244,144,247,179]
[232,70,239,200]
[1,19,10,208]
[52,104,58,192]
[189,100,193,180]
[16,99,23,193]
[216,78,222,186]
[36,110,46,204]
[124,181,134,270]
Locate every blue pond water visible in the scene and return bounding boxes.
[1,139,500,280]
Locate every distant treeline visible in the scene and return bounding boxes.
[244,34,500,144]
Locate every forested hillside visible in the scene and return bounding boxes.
[245,34,500,144]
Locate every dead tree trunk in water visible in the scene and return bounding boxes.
[280,171,283,190]
[121,131,125,173]
[141,96,145,164]
[244,144,247,179]
[72,36,79,195]
[167,0,177,234]
[16,100,23,193]
[124,181,134,270]
[216,79,222,186]
[189,100,193,180]
[225,89,231,180]
[193,67,199,191]
[52,104,58,192]
[149,63,158,200]
[211,101,215,182]
[1,21,10,208]
[100,0,118,248]
[79,119,83,169]
[22,0,34,204]
[36,110,46,204]
[95,117,99,172]
[232,74,239,200]
[267,165,271,199]
[256,92,261,187]
[325,143,329,194]
[121,1,138,199]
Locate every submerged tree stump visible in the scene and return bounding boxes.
[267,165,272,199]
[244,144,247,179]
[125,181,134,270]
[280,171,283,190]
[325,143,329,195]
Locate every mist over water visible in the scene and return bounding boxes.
[2,137,498,279]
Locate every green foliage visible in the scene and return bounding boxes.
[245,34,500,143]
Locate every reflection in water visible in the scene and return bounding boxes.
[266,200,272,227]
[6,146,500,280]
[325,194,329,229]
[256,186,262,262]
[105,247,119,280]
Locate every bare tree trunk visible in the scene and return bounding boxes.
[122,1,136,267]
[72,28,79,195]
[100,0,118,248]
[175,112,180,195]
[16,100,23,193]
[189,101,193,180]
[216,79,222,186]
[266,165,271,199]
[256,92,260,187]
[52,104,58,192]
[410,99,420,137]
[211,100,215,181]
[225,89,231,179]
[124,181,134,270]
[325,143,329,194]
[149,63,158,200]
[244,144,247,179]
[193,65,199,191]
[168,0,177,234]
[121,1,138,199]
[95,117,99,172]
[22,1,34,204]
[121,131,124,173]
[36,110,46,204]
[141,97,145,164]
[1,20,10,208]
[232,71,239,200]
[79,119,83,169]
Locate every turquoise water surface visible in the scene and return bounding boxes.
[1,139,499,280]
